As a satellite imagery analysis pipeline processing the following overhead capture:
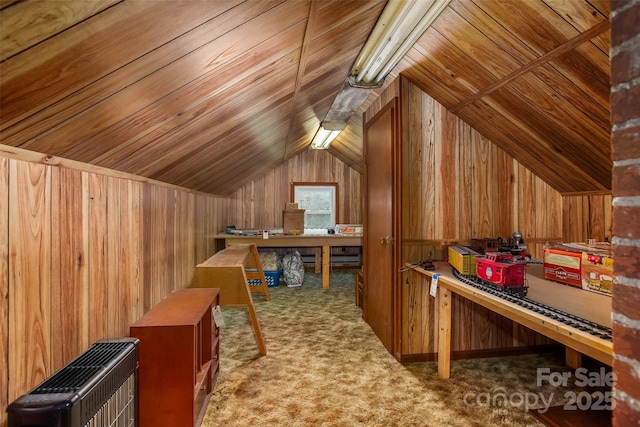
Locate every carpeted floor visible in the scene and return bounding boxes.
[202,270,593,427]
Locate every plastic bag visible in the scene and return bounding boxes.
[282,251,305,287]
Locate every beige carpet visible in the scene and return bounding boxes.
[202,270,592,427]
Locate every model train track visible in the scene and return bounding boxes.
[451,268,612,341]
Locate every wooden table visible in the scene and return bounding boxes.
[214,233,363,288]
[191,244,270,355]
[413,264,613,379]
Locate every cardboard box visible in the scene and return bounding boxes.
[335,224,363,234]
[543,245,582,287]
[283,209,305,234]
[581,250,614,295]
[285,202,299,210]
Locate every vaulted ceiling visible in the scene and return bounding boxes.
[0,0,611,195]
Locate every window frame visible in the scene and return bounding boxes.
[291,182,339,230]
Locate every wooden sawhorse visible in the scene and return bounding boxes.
[190,243,270,355]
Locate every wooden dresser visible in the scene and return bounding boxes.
[130,288,220,427]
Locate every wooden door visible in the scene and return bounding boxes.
[363,98,400,355]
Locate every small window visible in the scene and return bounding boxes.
[291,182,338,230]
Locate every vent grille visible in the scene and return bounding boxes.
[8,338,139,427]
[33,342,132,394]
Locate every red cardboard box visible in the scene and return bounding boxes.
[543,245,582,288]
[581,250,614,295]
[335,224,362,234]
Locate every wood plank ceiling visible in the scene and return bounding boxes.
[0,0,611,195]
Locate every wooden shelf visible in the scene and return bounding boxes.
[130,288,220,427]
[194,360,212,399]
[411,265,612,378]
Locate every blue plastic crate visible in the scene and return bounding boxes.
[248,269,282,287]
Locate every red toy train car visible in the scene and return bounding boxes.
[475,252,528,296]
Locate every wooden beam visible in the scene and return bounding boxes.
[283,0,319,159]
[450,20,610,113]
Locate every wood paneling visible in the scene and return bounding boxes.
[88,173,109,344]
[0,151,228,425]
[0,0,386,196]
[51,168,90,370]
[8,160,52,404]
[0,157,8,421]
[562,194,613,243]
[400,0,611,194]
[105,176,121,339]
[368,77,610,359]
[1,1,243,131]
[227,149,362,229]
[118,180,143,338]
[0,0,612,196]
[403,77,550,355]
[0,0,120,61]
[143,185,170,313]
[399,77,566,258]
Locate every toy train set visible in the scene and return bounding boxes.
[470,231,531,261]
[402,233,613,341]
[450,267,613,340]
[444,233,612,340]
[448,232,531,297]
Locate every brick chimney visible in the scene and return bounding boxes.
[610,1,640,426]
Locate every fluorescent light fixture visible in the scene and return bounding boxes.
[310,121,346,150]
[349,0,451,88]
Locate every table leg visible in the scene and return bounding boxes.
[247,299,267,355]
[322,245,330,288]
[438,285,451,379]
[314,247,321,273]
[565,347,582,369]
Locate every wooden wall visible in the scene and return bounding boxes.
[364,76,613,360]
[365,76,612,259]
[0,146,360,424]
[0,148,227,425]
[227,149,362,229]
[0,78,613,422]
[562,194,613,243]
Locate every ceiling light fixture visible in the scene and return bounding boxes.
[314,0,450,150]
[348,0,452,88]
[310,121,347,150]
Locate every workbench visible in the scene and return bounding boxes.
[214,233,362,288]
[412,264,612,379]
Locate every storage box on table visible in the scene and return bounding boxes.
[581,246,614,296]
[335,224,363,234]
[543,244,582,288]
[283,209,305,234]
[247,252,283,287]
